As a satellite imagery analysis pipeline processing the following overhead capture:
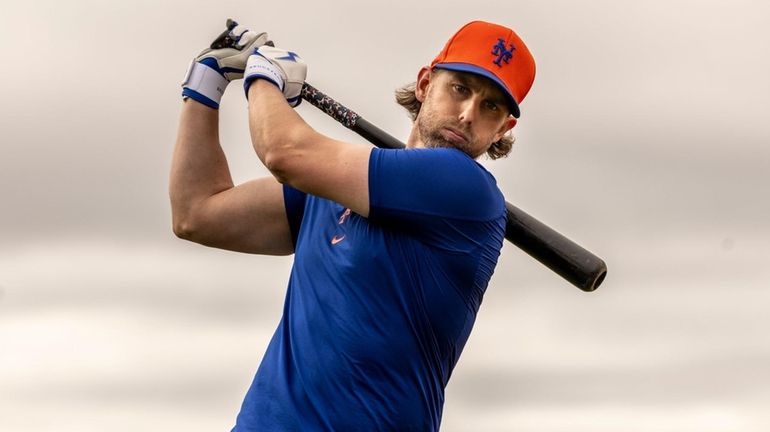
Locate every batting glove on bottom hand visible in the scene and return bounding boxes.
[243,46,307,107]
[182,20,269,109]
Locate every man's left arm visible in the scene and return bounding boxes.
[243,47,373,218]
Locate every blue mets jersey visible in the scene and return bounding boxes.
[233,147,507,431]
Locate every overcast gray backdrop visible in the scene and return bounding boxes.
[2,0,769,431]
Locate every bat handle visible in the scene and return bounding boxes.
[209,19,240,50]
[301,83,405,149]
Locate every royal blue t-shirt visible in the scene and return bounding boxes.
[233,148,506,431]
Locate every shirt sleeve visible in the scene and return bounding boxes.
[283,184,308,248]
[367,147,505,246]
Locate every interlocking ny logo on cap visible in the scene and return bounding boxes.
[491,39,515,67]
[429,20,536,118]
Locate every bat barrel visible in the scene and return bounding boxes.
[505,203,606,291]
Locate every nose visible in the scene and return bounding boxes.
[457,99,477,125]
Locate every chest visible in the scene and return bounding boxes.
[294,199,391,271]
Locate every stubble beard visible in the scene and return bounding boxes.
[416,112,482,159]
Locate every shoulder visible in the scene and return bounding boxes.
[369,148,505,221]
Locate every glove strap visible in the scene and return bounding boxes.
[181,60,230,109]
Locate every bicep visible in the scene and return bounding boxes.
[187,176,295,255]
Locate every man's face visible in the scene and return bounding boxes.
[413,68,517,158]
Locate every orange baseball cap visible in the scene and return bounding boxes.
[430,21,536,118]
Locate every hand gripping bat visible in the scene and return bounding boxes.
[213,20,608,292]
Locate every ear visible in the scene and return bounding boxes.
[493,117,518,142]
[414,66,433,103]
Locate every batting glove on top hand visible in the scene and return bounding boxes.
[182,19,269,109]
[243,46,307,107]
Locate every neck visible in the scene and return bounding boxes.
[405,125,425,149]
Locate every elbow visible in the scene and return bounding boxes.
[261,128,310,185]
[170,194,191,240]
[262,150,291,184]
[171,212,196,241]
[170,199,204,242]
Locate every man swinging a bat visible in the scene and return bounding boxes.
[171,19,535,431]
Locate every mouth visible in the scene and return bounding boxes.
[441,127,469,144]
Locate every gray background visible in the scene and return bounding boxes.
[1,0,769,430]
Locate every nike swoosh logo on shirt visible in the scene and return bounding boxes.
[331,235,346,245]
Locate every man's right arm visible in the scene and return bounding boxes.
[169,99,294,256]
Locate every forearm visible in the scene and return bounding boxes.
[169,99,234,235]
[242,44,371,217]
[246,79,371,217]
[247,80,315,182]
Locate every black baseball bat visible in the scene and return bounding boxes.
[300,83,607,292]
[213,19,607,291]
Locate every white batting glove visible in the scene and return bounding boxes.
[243,46,307,107]
[182,19,269,109]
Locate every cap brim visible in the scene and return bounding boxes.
[434,63,521,118]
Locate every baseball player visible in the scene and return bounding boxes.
[171,19,535,431]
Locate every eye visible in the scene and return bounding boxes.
[452,83,469,94]
[484,100,499,112]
